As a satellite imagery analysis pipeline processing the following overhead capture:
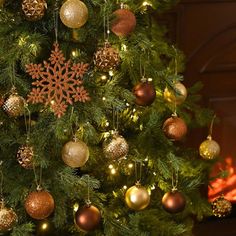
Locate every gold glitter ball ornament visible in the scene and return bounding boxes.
[17,144,34,169]
[212,196,232,217]
[125,183,150,210]
[60,0,88,29]
[62,139,89,168]
[94,41,120,72]
[103,130,129,160]
[0,204,17,232]
[25,190,55,220]
[3,89,25,117]
[22,0,47,21]
[199,135,220,160]
[164,82,187,105]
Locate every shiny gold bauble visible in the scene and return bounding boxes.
[212,196,232,217]
[3,92,25,117]
[164,82,187,105]
[62,139,89,168]
[60,0,88,29]
[111,9,136,37]
[17,144,34,169]
[103,131,129,160]
[199,136,220,160]
[162,116,187,141]
[0,205,17,232]
[75,205,101,232]
[94,41,120,72]
[24,190,55,220]
[22,0,46,21]
[125,183,150,210]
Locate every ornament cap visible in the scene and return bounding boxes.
[85,200,92,207]
[140,76,148,83]
[135,181,141,187]
[36,185,43,191]
[207,135,212,140]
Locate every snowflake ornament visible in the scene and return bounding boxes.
[26,43,90,118]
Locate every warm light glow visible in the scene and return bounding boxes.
[128,163,133,169]
[50,100,55,105]
[109,164,113,169]
[151,185,155,190]
[111,168,116,175]
[109,71,114,76]
[101,75,107,81]
[18,36,29,46]
[147,78,153,82]
[41,223,48,231]
[153,172,156,176]
[145,157,149,162]
[121,44,127,51]
[123,185,127,190]
[73,203,79,212]
[102,97,106,101]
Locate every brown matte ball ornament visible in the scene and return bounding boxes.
[103,131,129,160]
[60,0,88,29]
[62,139,89,168]
[94,41,120,72]
[75,205,101,232]
[212,195,232,217]
[125,183,150,210]
[199,135,220,160]
[164,82,187,105]
[17,144,34,169]
[0,204,17,232]
[22,0,46,21]
[162,191,186,214]
[111,9,136,37]
[24,190,55,220]
[163,116,187,141]
[133,81,156,106]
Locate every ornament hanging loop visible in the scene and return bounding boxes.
[135,161,142,184]
[171,168,179,192]
[208,114,216,139]
[54,0,59,43]
[85,175,91,206]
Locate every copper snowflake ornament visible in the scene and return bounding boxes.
[26,43,90,117]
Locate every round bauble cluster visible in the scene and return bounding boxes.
[24,190,55,220]
[62,139,89,168]
[60,0,88,29]
[125,183,150,211]
[212,196,232,217]
[0,204,17,232]
[22,0,46,21]
[162,190,186,214]
[103,130,129,160]
[75,205,101,232]
[17,144,34,169]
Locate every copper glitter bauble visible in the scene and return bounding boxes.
[162,191,186,214]
[0,205,17,232]
[22,0,46,21]
[60,0,88,29]
[24,190,55,220]
[111,8,136,37]
[212,196,232,217]
[62,139,89,168]
[103,131,129,160]
[199,135,220,160]
[162,116,187,141]
[125,183,150,211]
[133,81,156,106]
[3,90,25,117]
[17,144,34,169]
[94,41,120,72]
[164,82,187,105]
[75,205,101,232]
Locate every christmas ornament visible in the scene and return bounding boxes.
[94,41,120,72]
[62,138,89,168]
[0,95,4,107]
[164,82,187,105]
[162,190,186,214]
[212,195,232,217]
[125,182,150,210]
[162,115,187,141]
[26,43,90,118]
[103,130,129,160]
[199,135,220,160]
[60,0,88,29]
[0,202,17,232]
[133,79,156,106]
[25,190,55,220]
[75,204,101,232]
[22,0,46,21]
[3,88,25,117]
[111,8,136,37]
[17,144,34,169]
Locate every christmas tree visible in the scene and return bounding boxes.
[0,0,219,235]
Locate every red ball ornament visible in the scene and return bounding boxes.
[24,190,55,220]
[75,205,101,232]
[133,81,156,106]
[162,116,187,141]
[162,191,186,214]
[111,8,136,37]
